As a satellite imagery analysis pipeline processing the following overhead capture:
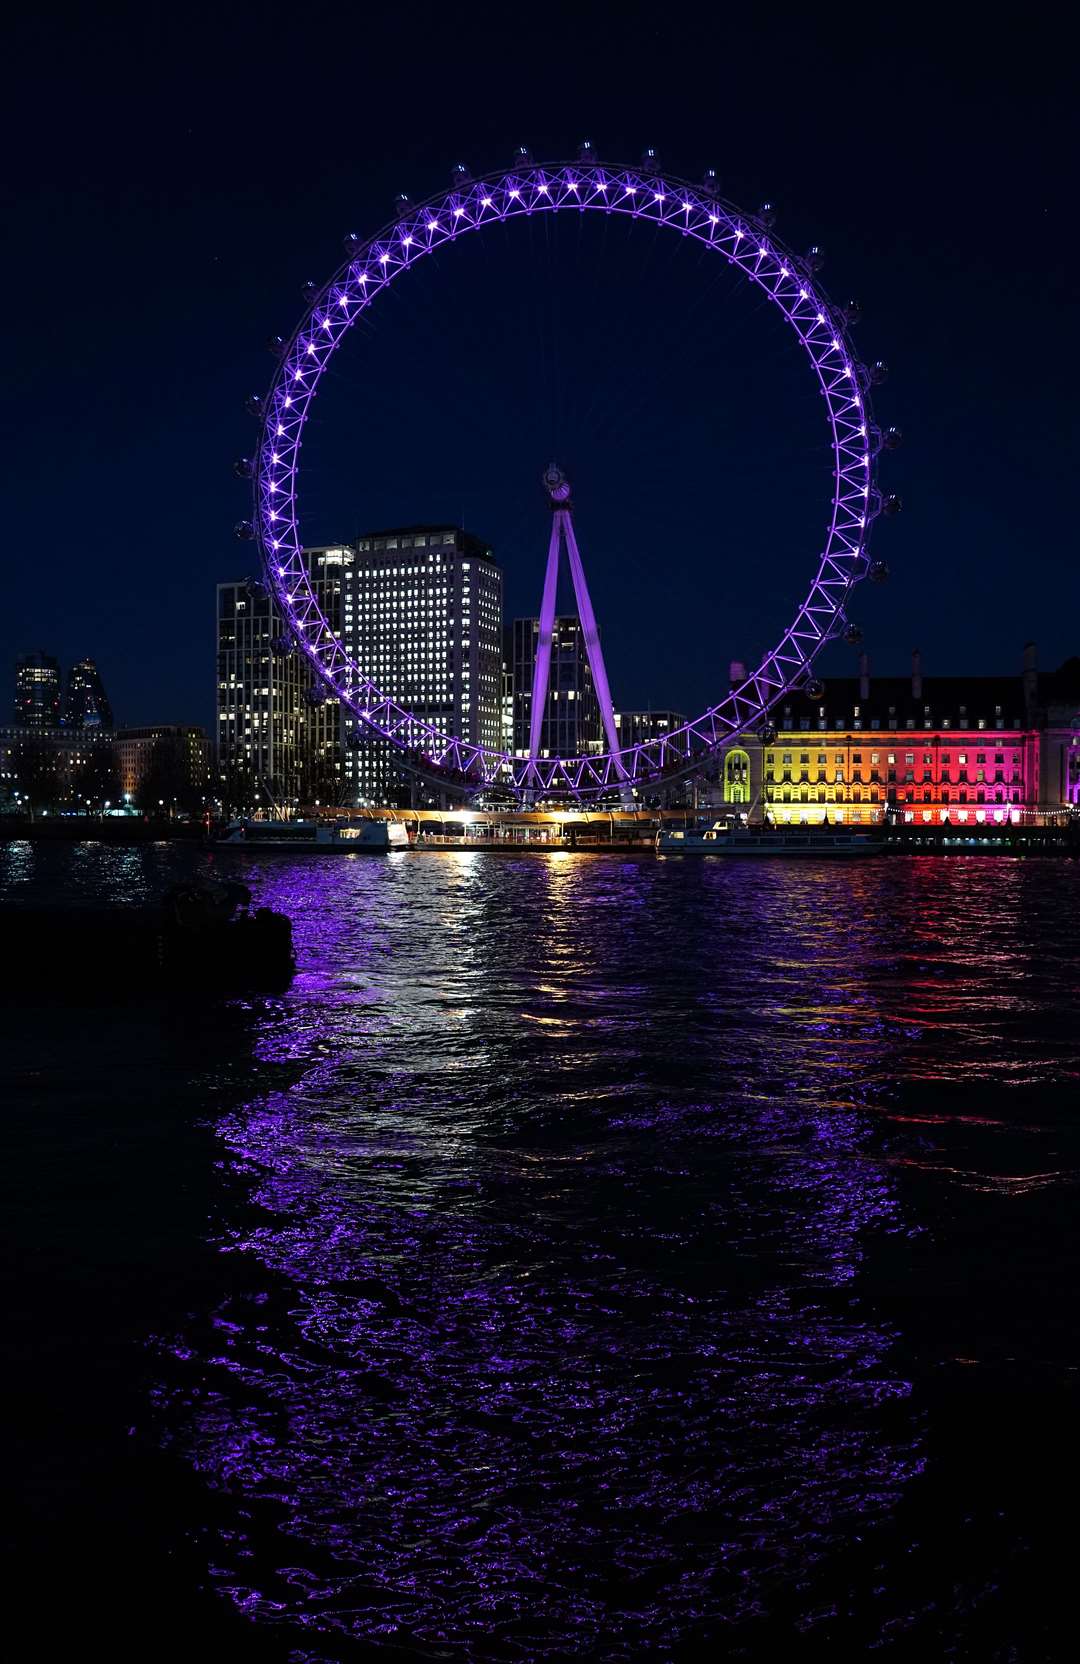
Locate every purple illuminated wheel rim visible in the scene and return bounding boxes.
[253,159,885,799]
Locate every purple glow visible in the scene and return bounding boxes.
[561,496,624,764]
[252,157,883,799]
[528,511,561,762]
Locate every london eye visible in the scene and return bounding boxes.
[237,149,898,800]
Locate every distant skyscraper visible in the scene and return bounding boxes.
[511,616,602,757]
[62,658,113,729]
[613,709,688,749]
[216,581,306,806]
[14,652,61,729]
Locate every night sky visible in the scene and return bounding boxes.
[8,5,1076,730]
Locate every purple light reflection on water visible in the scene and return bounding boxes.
[5,845,1079,1656]
[153,854,932,1657]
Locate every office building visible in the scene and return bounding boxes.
[218,527,503,808]
[0,723,111,808]
[511,616,602,758]
[500,625,515,753]
[14,652,61,729]
[63,658,113,729]
[216,580,307,806]
[614,709,688,751]
[305,528,503,805]
[114,725,211,800]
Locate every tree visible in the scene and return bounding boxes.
[217,761,257,819]
[14,737,60,810]
[72,745,123,812]
[296,745,342,810]
[136,735,203,816]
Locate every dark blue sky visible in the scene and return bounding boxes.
[7,4,1076,728]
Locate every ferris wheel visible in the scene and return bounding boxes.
[235,147,899,800]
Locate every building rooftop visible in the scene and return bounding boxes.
[1038,657,1080,707]
[780,673,1030,728]
[355,526,497,562]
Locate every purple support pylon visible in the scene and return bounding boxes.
[529,465,625,776]
[528,510,562,761]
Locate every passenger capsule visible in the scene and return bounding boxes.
[843,623,864,647]
[881,493,903,517]
[232,457,254,479]
[870,359,889,385]
[244,394,264,419]
[805,245,825,271]
[883,425,903,450]
[233,520,254,541]
[869,559,890,584]
[805,677,825,700]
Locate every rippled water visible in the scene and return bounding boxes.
[3,843,1079,1660]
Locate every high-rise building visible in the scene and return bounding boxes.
[218,527,503,809]
[511,616,602,758]
[306,527,503,805]
[500,625,515,753]
[62,658,113,729]
[14,652,61,728]
[298,546,350,806]
[216,581,306,806]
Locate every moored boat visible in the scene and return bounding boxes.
[656,820,880,857]
[214,818,411,852]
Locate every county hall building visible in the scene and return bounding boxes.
[721,646,1080,826]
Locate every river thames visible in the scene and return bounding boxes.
[3,843,1078,1660]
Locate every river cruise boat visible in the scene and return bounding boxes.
[216,818,410,852]
[656,821,880,858]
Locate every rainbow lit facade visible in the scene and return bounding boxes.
[248,157,892,799]
[720,655,1080,825]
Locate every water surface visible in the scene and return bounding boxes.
[3,844,1078,1659]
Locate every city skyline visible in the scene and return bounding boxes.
[6,15,1080,1658]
